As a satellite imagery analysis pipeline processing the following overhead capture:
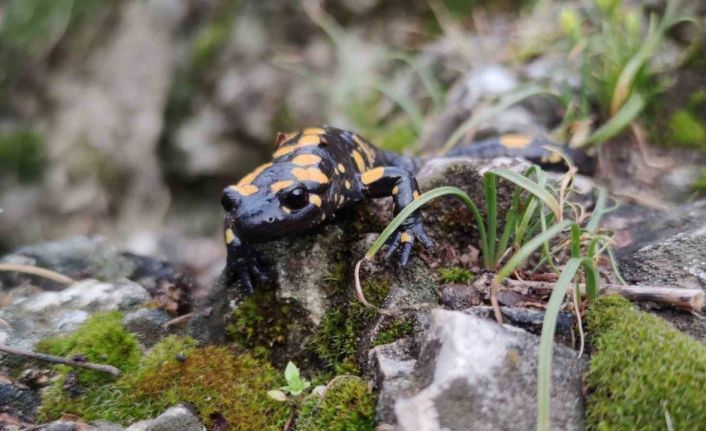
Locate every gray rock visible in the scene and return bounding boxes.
[91,421,126,431]
[126,405,205,431]
[264,224,348,325]
[123,308,172,348]
[42,422,78,431]
[369,338,420,423]
[381,309,585,430]
[0,377,40,422]
[439,283,481,310]
[466,306,576,346]
[618,200,706,290]
[0,279,149,350]
[613,200,706,259]
[0,236,136,289]
[186,274,232,344]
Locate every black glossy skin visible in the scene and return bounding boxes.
[222,127,594,293]
[221,126,432,293]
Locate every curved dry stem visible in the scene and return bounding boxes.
[0,263,75,285]
[353,259,392,316]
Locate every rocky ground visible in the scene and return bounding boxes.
[1,0,706,430]
[1,155,705,429]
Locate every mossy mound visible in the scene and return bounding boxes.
[311,275,391,374]
[39,317,290,430]
[37,311,141,385]
[296,376,376,431]
[585,296,706,430]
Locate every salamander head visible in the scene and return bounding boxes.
[221,160,332,242]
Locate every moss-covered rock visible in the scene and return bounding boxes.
[39,324,290,430]
[585,296,706,430]
[296,376,376,431]
[36,311,141,385]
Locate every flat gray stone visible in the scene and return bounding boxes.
[126,405,205,431]
[0,279,149,350]
[391,309,585,431]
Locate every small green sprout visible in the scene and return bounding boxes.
[267,361,316,402]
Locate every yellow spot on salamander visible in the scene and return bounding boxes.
[291,167,329,184]
[338,194,345,205]
[225,228,235,244]
[361,167,385,185]
[271,180,294,192]
[282,206,291,214]
[354,135,376,163]
[392,186,399,195]
[237,162,272,186]
[298,134,321,145]
[400,232,412,243]
[303,127,326,135]
[309,194,322,207]
[540,151,564,164]
[352,150,366,171]
[344,180,351,189]
[230,184,258,196]
[272,135,322,158]
[413,190,420,200]
[337,163,346,173]
[499,134,533,149]
[292,154,322,166]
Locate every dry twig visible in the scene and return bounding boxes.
[0,344,121,377]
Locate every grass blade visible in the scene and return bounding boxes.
[494,220,572,282]
[364,187,489,267]
[585,186,608,233]
[484,173,498,267]
[537,257,584,431]
[586,92,646,146]
[491,168,561,218]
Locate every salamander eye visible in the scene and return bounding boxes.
[283,186,309,210]
[221,192,235,212]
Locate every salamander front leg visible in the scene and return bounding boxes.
[360,166,433,266]
[224,227,270,294]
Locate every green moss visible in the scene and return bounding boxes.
[296,376,375,431]
[585,296,706,430]
[438,267,474,285]
[39,331,291,430]
[372,317,413,347]
[129,343,290,430]
[311,277,391,374]
[0,130,44,182]
[36,311,140,385]
[667,110,706,150]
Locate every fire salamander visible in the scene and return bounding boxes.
[221,126,593,292]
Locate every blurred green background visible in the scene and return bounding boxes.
[0,0,704,281]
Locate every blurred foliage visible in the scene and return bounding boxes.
[554,0,699,147]
[0,0,113,111]
[0,129,44,182]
